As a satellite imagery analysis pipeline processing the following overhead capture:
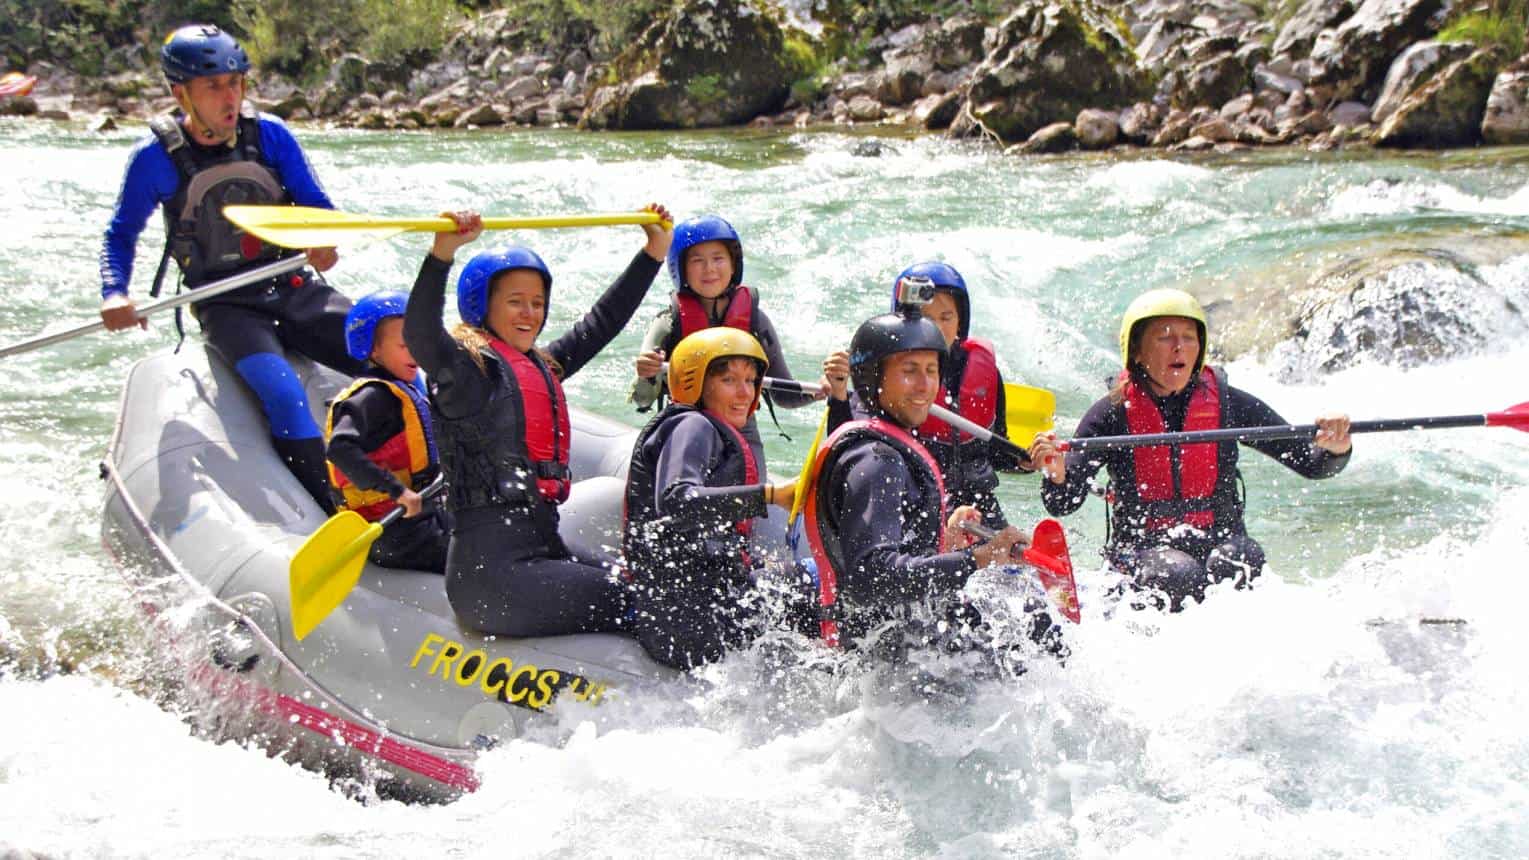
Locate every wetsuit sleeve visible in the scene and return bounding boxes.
[831,442,976,604]
[989,370,1033,472]
[629,310,672,411]
[1227,386,1351,479]
[652,412,768,522]
[754,311,816,408]
[99,137,179,299]
[258,114,334,210]
[326,384,409,498]
[825,396,854,434]
[403,254,495,420]
[546,250,663,379]
[1040,396,1121,517]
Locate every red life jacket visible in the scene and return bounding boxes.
[488,338,571,504]
[325,377,436,521]
[916,337,1000,443]
[1122,366,1222,532]
[802,418,946,648]
[672,286,756,340]
[705,408,760,538]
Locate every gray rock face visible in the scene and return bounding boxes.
[1376,48,1503,148]
[951,0,1150,143]
[1310,0,1445,101]
[1074,107,1120,147]
[1482,55,1529,145]
[1176,52,1249,108]
[1271,0,1357,59]
[1371,41,1475,124]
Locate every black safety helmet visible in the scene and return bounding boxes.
[848,312,948,407]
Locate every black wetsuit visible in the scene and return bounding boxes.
[325,378,449,572]
[826,345,1031,528]
[404,250,662,638]
[624,406,769,669]
[1042,371,1350,608]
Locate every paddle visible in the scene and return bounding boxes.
[1057,401,1529,452]
[788,408,829,532]
[961,518,1081,623]
[0,255,309,359]
[1003,383,1056,450]
[290,474,446,641]
[225,205,669,250]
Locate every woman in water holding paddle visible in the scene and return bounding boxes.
[403,206,672,638]
[1028,288,1352,611]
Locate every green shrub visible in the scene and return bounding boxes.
[1437,0,1527,59]
[359,0,461,64]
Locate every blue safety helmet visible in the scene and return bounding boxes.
[160,25,251,85]
[456,245,553,330]
[344,291,409,361]
[893,260,971,340]
[667,214,744,292]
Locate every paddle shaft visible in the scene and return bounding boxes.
[376,473,447,528]
[1060,414,1494,453]
[0,255,309,359]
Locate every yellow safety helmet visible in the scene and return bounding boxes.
[1118,288,1209,373]
[667,328,769,411]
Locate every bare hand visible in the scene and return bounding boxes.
[431,211,484,262]
[1314,413,1352,455]
[635,349,665,380]
[100,292,145,331]
[822,349,850,401]
[397,488,424,518]
[768,478,798,510]
[1029,432,1066,484]
[944,506,983,551]
[305,246,339,272]
[640,203,673,262]
[972,524,1026,569]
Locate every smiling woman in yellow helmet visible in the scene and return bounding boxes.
[622,327,799,670]
[1029,289,1354,611]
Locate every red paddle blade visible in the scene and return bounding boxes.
[1485,401,1529,432]
[1022,518,1081,624]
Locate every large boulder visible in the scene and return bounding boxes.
[1309,0,1445,102]
[1174,51,1249,109]
[1271,0,1358,60]
[1375,47,1503,148]
[1482,54,1529,145]
[1371,41,1475,125]
[578,0,793,130]
[949,0,1150,143]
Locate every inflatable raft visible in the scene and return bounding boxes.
[101,346,785,800]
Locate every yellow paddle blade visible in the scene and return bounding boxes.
[788,407,829,528]
[1005,382,1056,447]
[289,511,384,641]
[224,205,667,250]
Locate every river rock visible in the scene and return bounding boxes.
[502,75,544,102]
[1118,101,1162,143]
[1329,100,1372,127]
[1481,55,1529,145]
[1371,41,1475,124]
[1375,48,1503,148]
[1176,51,1249,109]
[1019,121,1078,153]
[931,16,988,69]
[848,95,885,122]
[881,49,933,105]
[1271,0,1357,59]
[1309,0,1445,102]
[1075,107,1119,148]
[454,102,504,128]
[1253,64,1304,95]
[579,0,792,130]
[915,90,962,129]
[949,0,1150,143]
[330,54,370,100]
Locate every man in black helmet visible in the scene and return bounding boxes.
[799,311,1040,650]
[98,24,363,513]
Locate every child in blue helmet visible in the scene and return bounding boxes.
[403,206,672,639]
[824,261,1032,529]
[630,214,824,455]
[324,291,448,573]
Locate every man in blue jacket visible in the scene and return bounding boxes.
[98,24,363,512]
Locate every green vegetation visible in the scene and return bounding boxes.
[1436,0,1527,59]
[500,0,671,56]
[0,0,231,74]
[685,72,724,103]
[815,0,1015,61]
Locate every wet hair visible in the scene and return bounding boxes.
[450,323,564,380]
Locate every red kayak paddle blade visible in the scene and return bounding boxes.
[1023,518,1081,624]
[1486,401,1529,432]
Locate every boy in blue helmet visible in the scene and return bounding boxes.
[825,261,1032,529]
[324,291,448,573]
[630,214,824,457]
[98,25,362,513]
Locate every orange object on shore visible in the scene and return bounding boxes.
[0,71,37,98]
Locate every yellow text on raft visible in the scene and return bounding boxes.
[409,633,610,712]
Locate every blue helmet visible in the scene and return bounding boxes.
[667,214,743,292]
[161,25,251,85]
[456,245,553,330]
[893,260,970,340]
[344,291,409,361]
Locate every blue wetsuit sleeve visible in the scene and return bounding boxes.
[651,412,768,522]
[100,137,179,299]
[258,115,333,210]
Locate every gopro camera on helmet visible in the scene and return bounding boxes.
[893,274,936,316]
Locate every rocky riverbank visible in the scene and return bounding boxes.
[3,0,1526,153]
